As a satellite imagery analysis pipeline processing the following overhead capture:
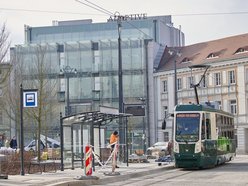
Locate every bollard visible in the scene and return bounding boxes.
[85,145,92,176]
[74,145,99,180]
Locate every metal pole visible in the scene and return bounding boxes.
[71,124,74,170]
[90,121,95,171]
[142,116,146,153]
[20,84,25,176]
[66,75,70,116]
[60,112,64,171]
[81,123,84,169]
[117,18,124,161]
[174,60,178,106]
[144,39,151,148]
[126,117,129,167]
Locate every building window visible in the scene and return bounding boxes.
[163,132,169,142]
[177,78,182,90]
[235,47,248,54]
[214,72,221,86]
[207,53,219,59]
[57,44,64,52]
[163,106,168,118]
[228,70,236,84]
[230,100,237,114]
[217,101,222,110]
[187,76,194,89]
[93,50,100,72]
[92,42,99,50]
[162,80,168,92]
[94,77,100,91]
[181,57,191,64]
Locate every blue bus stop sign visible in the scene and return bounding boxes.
[23,90,38,107]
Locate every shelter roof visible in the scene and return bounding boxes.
[62,106,132,126]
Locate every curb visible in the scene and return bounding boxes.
[48,164,175,186]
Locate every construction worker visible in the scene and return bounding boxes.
[109,130,119,168]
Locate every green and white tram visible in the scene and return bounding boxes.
[173,103,236,169]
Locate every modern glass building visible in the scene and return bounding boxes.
[11,15,184,152]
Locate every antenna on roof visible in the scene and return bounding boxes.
[188,64,210,104]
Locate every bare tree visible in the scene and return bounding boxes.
[0,23,12,143]
[0,23,10,64]
[24,44,58,160]
[0,23,11,87]
[2,41,59,160]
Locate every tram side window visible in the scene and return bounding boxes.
[206,113,211,139]
[201,113,206,139]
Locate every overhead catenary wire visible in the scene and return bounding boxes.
[74,0,154,40]
[75,0,112,16]
[83,0,114,16]
[2,1,248,42]
[0,7,103,16]
[1,6,248,17]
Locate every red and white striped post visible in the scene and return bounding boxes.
[85,145,92,176]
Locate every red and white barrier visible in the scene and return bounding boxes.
[85,145,92,176]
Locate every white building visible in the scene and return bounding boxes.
[154,33,248,154]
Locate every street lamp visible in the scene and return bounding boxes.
[60,66,77,116]
[168,50,181,106]
[137,97,147,153]
[168,50,181,143]
[117,14,125,161]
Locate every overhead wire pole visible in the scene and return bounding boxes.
[75,0,154,163]
[117,16,125,161]
[20,84,24,176]
[75,0,127,161]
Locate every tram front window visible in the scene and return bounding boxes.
[175,113,200,142]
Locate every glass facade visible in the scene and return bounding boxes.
[27,21,154,44]
[11,15,183,157]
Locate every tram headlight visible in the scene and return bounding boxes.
[195,141,201,153]
[174,142,179,153]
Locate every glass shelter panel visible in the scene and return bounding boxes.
[63,123,91,169]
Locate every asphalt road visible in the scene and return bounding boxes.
[96,155,248,186]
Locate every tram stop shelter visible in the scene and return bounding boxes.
[59,106,132,170]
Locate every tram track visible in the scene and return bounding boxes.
[100,168,195,186]
[138,169,195,186]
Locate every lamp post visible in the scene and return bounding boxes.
[137,97,146,153]
[168,50,181,106]
[117,15,125,161]
[60,112,64,171]
[174,60,178,106]
[168,50,181,143]
[60,66,77,116]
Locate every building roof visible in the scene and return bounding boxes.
[157,33,248,71]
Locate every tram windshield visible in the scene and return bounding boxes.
[175,113,200,142]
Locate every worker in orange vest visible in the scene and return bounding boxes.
[110,130,119,151]
[109,130,119,168]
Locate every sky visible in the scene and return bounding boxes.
[1,0,248,47]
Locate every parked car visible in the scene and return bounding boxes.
[24,140,45,151]
[24,134,60,151]
[146,141,170,158]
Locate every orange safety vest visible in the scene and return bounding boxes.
[110,133,118,145]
